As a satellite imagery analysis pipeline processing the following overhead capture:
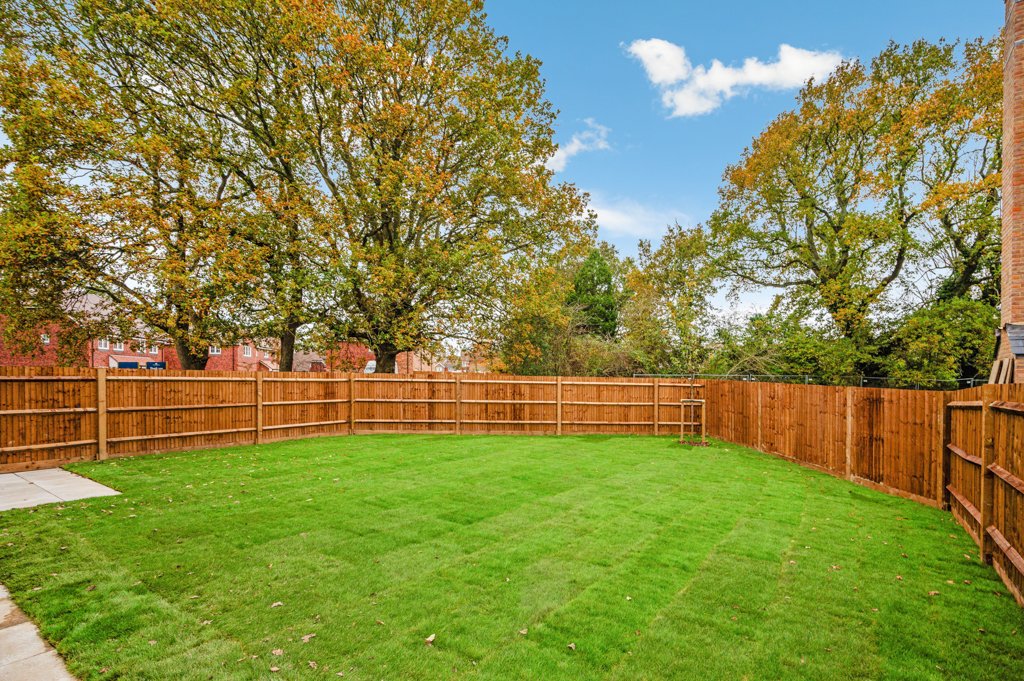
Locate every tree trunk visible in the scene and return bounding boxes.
[175,338,209,371]
[373,346,400,374]
[278,322,300,372]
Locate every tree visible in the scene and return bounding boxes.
[567,248,621,337]
[622,223,718,375]
[70,0,593,372]
[0,18,261,369]
[708,37,1002,341]
[879,299,997,385]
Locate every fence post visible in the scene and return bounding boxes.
[979,384,998,563]
[556,376,563,436]
[256,372,264,445]
[96,367,107,460]
[845,386,853,480]
[456,374,462,435]
[653,378,660,436]
[757,381,763,452]
[938,391,951,510]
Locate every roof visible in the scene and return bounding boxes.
[1007,324,1024,357]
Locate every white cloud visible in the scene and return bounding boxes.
[627,40,843,117]
[545,118,610,172]
[588,195,687,240]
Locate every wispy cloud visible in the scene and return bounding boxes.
[545,118,610,172]
[626,39,843,117]
[588,195,687,240]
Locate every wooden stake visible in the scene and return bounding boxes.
[256,372,264,445]
[456,375,462,435]
[349,375,355,434]
[653,378,660,436]
[556,376,562,436]
[97,368,107,460]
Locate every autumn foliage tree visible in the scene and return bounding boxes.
[48,0,593,372]
[708,37,1002,343]
[0,10,263,369]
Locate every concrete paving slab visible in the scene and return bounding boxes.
[36,482,119,502]
[0,584,8,599]
[15,470,73,482]
[0,649,76,681]
[0,599,27,631]
[0,622,49,667]
[0,486,63,512]
[0,470,119,510]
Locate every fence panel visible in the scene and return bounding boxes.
[0,367,98,472]
[989,385,1024,605]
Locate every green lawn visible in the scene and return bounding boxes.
[2,435,1023,680]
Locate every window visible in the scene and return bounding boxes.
[113,341,124,352]
[209,346,221,356]
[40,334,50,345]
[138,343,146,354]
[150,346,159,355]
[243,345,252,357]
[98,339,109,351]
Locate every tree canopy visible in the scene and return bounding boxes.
[0,0,593,371]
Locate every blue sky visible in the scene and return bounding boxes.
[487,0,1004,257]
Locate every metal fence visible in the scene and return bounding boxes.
[632,374,983,391]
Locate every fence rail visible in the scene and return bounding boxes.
[1,367,1021,607]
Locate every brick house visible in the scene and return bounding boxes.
[90,337,169,368]
[195,342,279,372]
[0,321,278,371]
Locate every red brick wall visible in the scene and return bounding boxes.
[1003,1,1024,380]
[0,324,62,367]
[203,343,277,371]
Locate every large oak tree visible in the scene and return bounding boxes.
[708,37,1002,340]
[69,0,593,371]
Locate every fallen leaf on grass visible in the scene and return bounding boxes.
[519,629,528,635]
[302,634,316,643]
[425,634,435,646]
[270,667,279,672]
[928,591,940,596]
[567,643,576,651]
[87,585,96,591]
[309,661,318,669]
[271,602,283,608]
[376,620,385,626]
[201,620,212,625]
[272,650,283,656]
[896,576,903,581]
[148,641,156,646]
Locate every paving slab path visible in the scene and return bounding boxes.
[0,469,120,512]
[0,468,118,679]
[0,584,77,681]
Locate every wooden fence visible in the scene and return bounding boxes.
[1,367,1021,606]
[702,379,1024,606]
[0,367,705,470]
